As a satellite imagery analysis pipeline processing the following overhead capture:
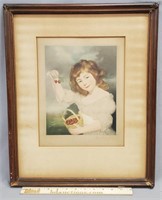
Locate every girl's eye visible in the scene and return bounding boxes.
[77,80,82,83]
[86,76,89,79]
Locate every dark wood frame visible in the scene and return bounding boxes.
[3,3,158,188]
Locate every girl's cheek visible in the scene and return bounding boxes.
[78,83,82,88]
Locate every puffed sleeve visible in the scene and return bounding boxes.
[93,94,116,131]
[61,89,80,104]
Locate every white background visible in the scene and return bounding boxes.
[0,0,161,199]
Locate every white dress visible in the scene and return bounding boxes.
[62,86,116,135]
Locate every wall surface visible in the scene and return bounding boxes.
[0,0,161,199]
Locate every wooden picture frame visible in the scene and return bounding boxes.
[3,3,158,188]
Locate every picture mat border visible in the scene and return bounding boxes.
[13,14,148,181]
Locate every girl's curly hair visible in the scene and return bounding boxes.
[70,60,108,96]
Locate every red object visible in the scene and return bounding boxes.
[54,80,61,84]
[66,118,78,125]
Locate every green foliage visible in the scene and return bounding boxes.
[46,113,70,135]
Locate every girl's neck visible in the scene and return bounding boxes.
[81,86,108,105]
[88,85,98,95]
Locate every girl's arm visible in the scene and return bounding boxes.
[68,120,101,135]
[47,70,65,102]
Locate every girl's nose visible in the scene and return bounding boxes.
[83,81,88,86]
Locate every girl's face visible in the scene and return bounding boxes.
[76,72,96,93]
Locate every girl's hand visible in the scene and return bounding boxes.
[47,70,59,80]
[68,120,101,135]
[46,69,64,102]
[68,126,83,135]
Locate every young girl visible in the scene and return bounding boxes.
[47,60,116,135]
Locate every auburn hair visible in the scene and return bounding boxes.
[70,60,108,96]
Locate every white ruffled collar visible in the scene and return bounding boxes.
[80,86,109,105]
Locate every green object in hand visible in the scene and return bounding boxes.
[64,103,79,119]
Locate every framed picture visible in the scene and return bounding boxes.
[38,37,124,146]
[4,3,158,187]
